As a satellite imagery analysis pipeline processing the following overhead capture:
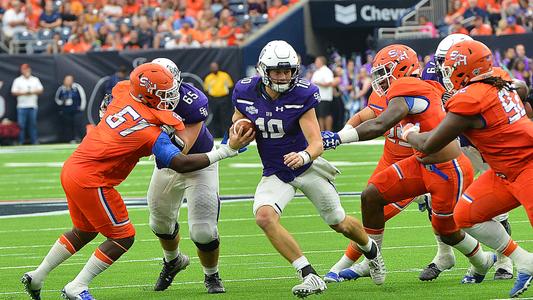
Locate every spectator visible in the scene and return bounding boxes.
[218,17,237,46]
[268,0,288,21]
[498,16,526,35]
[362,51,374,74]
[164,34,182,49]
[39,1,62,30]
[248,0,267,13]
[11,64,43,145]
[55,75,86,143]
[102,0,123,19]
[515,44,531,70]
[311,56,334,131]
[353,67,372,113]
[186,0,204,18]
[104,65,128,96]
[203,62,233,137]
[470,15,493,35]
[124,30,142,49]
[449,20,470,34]
[173,8,196,30]
[502,47,516,69]
[178,34,201,48]
[511,59,532,87]
[137,16,155,48]
[331,66,346,130]
[463,0,489,21]
[123,0,141,17]
[46,32,64,53]
[2,0,28,40]
[62,34,90,53]
[60,2,78,28]
[444,0,466,25]
[419,15,438,37]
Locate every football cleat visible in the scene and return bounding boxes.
[204,272,226,294]
[61,287,95,300]
[495,268,514,280]
[510,272,532,298]
[292,273,327,298]
[339,261,370,281]
[368,248,387,285]
[21,273,41,300]
[461,252,496,284]
[419,263,444,281]
[324,271,343,283]
[154,253,190,291]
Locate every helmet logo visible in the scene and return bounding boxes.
[449,50,467,66]
[472,67,481,76]
[388,49,408,61]
[139,76,157,94]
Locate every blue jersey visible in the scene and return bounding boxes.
[233,76,320,183]
[174,82,214,154]
[421,61,444,85]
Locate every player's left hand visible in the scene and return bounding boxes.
[228,124,255,151]
[98,94,113,119]
[400,123,420,141]
[321,131,341,150]
[284,152,304,170]
[221,131,248,153]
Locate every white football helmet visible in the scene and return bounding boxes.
[434,34,473,74]
[152,57,182,106]
[256,40,299,93]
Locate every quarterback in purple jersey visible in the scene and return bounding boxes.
[146,58,226,294]
[420,34,514,281]
[232,40,386,297]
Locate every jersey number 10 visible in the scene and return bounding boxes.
[255,117,285,139]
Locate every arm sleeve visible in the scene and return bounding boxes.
[54,87,63,105]
[152,132,182,168]
[303,85,320,112]
[35,78,44,92]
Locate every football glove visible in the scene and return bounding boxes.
[400,123,420,141]
[321,131,341,150]
[161,125,186,150]
[98,94,113,119]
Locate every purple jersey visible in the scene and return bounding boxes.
[233,76,320,183]
[174,82,214,154]
[421,61,444,85]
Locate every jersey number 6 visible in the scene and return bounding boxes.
[106,106,151,136]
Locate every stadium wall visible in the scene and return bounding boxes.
[0,48,241,143]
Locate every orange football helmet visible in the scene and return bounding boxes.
[441,40,493,92]
[371,44,420,96]
[129,63,179,110]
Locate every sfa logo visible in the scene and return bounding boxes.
[334,3,409,25]
[449,50,467,66]
[139,76,157,94]
[388,49,408,61]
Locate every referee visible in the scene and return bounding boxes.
[204,62,234,138]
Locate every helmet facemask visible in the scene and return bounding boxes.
[258,62,299,93]
[155,79,180,110]
[371,61,396,97]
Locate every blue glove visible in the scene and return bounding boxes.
[221,131,247,153]
[321,131,341,150]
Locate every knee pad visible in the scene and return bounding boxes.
[190,222,218,245]
[322,207,346,226]
[152,222,180,240]
[194,239,220,252]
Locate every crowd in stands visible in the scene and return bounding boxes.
[421,0,531,37]
[0,0,299,54]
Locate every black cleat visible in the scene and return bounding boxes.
[154,254,190,291]
[495,268,514,280]
[419,263,443,281]
[21,273,41,300]
[204,272,226,294]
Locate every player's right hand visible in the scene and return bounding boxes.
[321,131,341,150]
[400,123,420,141]
[228,125,255,151]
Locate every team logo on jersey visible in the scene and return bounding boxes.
[449,50,467,66]
[246,105,258,115]
[139,76,157,94]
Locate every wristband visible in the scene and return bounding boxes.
[298,150,311,165]
[206,144,239,164]
[338,127,359,143]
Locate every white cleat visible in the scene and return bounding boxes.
[292,273,327,298]
[367,248,387,285]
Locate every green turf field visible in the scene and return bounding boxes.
[0,143,531,299]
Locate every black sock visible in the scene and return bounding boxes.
[300,264,317,277]
[361,241,378,260]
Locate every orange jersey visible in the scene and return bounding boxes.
[367,92,413,162]
[64,81,185,188]
[386,77,447,157]
[445,81,533,181]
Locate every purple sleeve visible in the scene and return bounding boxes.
[179,84,210,124]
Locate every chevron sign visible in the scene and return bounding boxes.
[334,4,357,25]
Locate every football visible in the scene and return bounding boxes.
[233,118,255,136]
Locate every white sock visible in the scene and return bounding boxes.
[292,256,310,271]
[203,265,219,276]
[453,233,487,269]
[368,233,383,250]
[509,247,533,274]
[72,253,111,289]
[329,254,355,273]
[432,234,455,269]
[163,248,180,262]
[357,238,373,253]
[464,221,511,252]
[32,239,75,288]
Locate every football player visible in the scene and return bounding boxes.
[232,40,386,298]
[322,44,497,284]
[20,63,253,300]
[404,40,533,298]
[146,58,226,293]
[420,33,514,280]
